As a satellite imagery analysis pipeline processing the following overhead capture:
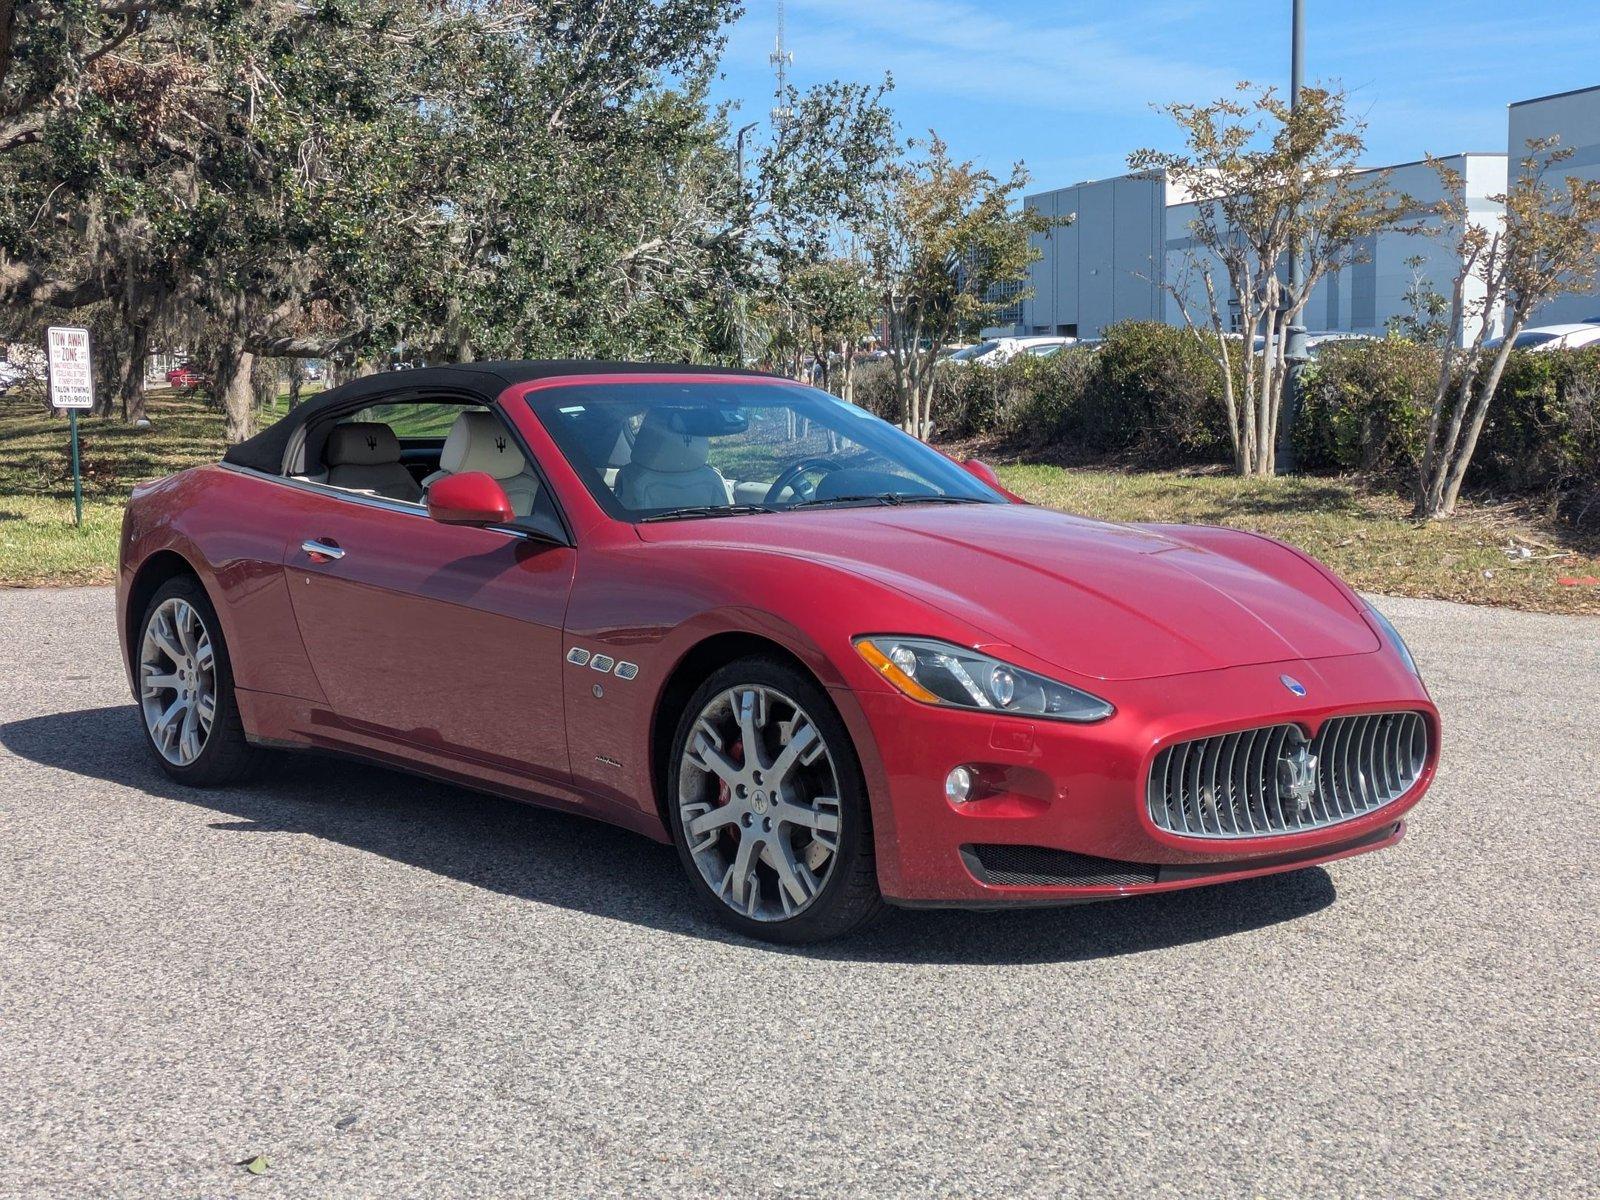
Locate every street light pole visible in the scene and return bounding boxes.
[1280,0,1309,471]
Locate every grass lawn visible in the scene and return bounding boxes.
[2,389,1596,614]
[0,388,304,587]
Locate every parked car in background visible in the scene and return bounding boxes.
[1306,332,1379,356]
[165,364,209,389]
[945,336,1076,367]
[1486,324,1600,353]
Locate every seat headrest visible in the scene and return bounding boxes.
[630,411,711,473]
[441,411,527,480]
[327,422,401,466]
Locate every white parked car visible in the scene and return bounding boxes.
[1487,324,1600,353]
[944,336,1076,366]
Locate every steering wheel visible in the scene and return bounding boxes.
[765,457,844,507]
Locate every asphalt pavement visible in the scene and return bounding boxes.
[1,587,1595,1198]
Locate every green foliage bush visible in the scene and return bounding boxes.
[852,326,1598,519]
[1293,338,1438,474]
[1475,347,1600,518]
[850,322,1228,463]
[1297,340,1599,517]
[1080,322,1231,462]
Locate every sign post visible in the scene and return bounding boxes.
[46,326,94,528]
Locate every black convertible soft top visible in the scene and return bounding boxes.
[221,359,775,474]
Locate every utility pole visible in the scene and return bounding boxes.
[1279,0,1309,470]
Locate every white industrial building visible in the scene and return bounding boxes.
[1002,81,1600,346]
[1510,84,1600,326]
[1014,155,1508,345]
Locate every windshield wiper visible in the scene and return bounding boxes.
[639,503,777,522]
[788,492,986,510]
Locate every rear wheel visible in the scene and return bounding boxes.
[667,656,884,943]
[136,576,260,786]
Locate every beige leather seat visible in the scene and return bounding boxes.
[614,411,730,511]
[324,423,422,503]
[427,411,540,516]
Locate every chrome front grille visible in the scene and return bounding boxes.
[1147,712,1429,839]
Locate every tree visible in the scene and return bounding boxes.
[3,0,919,442]
[1133,83,1420,476]
[1389,254,1451,344]
[790,257,878,401]
[1413,142,1600,519]
[867,134,1054,440]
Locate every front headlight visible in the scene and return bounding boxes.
[1365,603,1421,679]
[854,636,1114,722]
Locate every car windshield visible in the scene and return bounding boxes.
[527,379,1003,521]
[1511,331,1559,348]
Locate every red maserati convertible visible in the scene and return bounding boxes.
[117,362,1439,942]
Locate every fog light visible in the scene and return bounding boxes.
[945,765,974,804]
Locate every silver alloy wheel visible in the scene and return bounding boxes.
[139,597,217,766]
[677,685,843,922]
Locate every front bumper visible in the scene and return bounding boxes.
[837,649,1438,907]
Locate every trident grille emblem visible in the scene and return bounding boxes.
[1276,728,1318,815]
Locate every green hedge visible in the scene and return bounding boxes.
[1297,341,1599,516]
[851,324,1599,517]
[853,322,1232,465]
[1293,339,1438,475]
[1475,347,1600,503]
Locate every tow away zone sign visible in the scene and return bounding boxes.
[47,326,95,410]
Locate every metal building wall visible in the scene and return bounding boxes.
[1509,85,1600,327]
[1020,175,1163,337]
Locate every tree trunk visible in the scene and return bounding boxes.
[1438,338,1519,516]
[1416,312,1523,518]
[216,341,256,443]
[119,318,150,424]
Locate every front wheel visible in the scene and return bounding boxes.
[135,575,260,786]
[667,656,884,943]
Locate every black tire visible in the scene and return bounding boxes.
[666,655,885,944]
[134,575,261,787]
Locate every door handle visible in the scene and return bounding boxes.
[301,539,345,562]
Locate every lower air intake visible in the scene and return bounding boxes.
[962,844,1159,888]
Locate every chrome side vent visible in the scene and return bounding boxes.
[1147,712,1429,839]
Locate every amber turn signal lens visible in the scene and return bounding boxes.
[855,639,944,704]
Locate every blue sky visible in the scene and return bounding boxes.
[710,0,1599,193]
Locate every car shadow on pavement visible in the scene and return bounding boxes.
[2,705,1337,966]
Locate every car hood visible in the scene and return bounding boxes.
[638,504,1379,681]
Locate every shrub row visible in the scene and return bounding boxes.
[853,323,1600,514]
[1297,341,1600,515]
[853,322,1232,466]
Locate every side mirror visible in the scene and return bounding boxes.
[427,471,515,526]
[960,457,1027,504]
[960,458,1002,489]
